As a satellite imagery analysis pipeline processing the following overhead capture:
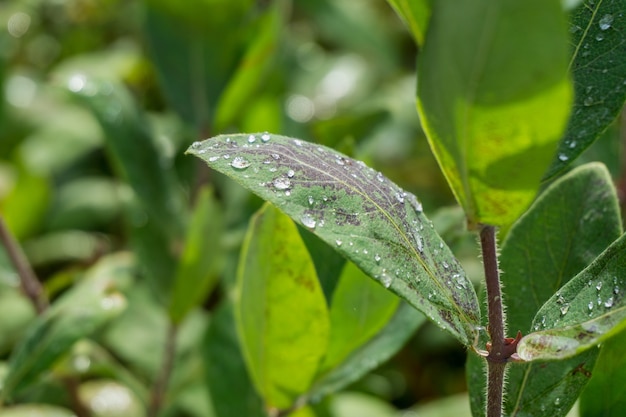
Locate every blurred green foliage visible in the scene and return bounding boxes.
[0,0,623,416]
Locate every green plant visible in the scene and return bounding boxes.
[0,0,625,417]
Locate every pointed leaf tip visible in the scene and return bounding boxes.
[187,133,481,346]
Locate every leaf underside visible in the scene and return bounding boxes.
[187,133,481,346]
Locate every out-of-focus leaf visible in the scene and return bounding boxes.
[187,134,480,346]
[309,302,424,399]
[23,230,108,267]
[0,289,36,356]
[0,163,50,239]
[66,76,185,298]
[544,0,626,178]
[143,0,255,130]
[47,177,124,231]
[79,380,144,417]
[0,405,75,417]
[417,0,572,227]
[408,393,472,417]
[1,256,128,399]
[385,0,431,45]
[517,232,626,361]
[579,327,626,417]
[169,187,224,324]
[498,163,621,416]
[236,203,329,409]
[328,392,397,417]
[202,303,265,417]
[214,3,283,131]
[322,261,399,371]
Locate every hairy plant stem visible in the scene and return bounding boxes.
[148,323,178,417]
[0,216,48,313]
[480,225,506,417]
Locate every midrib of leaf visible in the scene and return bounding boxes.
[568,0,603,73]
[280,145,473,326]
[458,2,501,221]
[511,365,533,415]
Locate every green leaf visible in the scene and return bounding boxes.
[169,187,224,324]
[500,163,621,416]
[202,302,265,417]
[517,232,626,361]
[236,203,330,409]
[385,0,431,45]
[417,0,572,227]
[187,133,480,346]
[322,261,399,371]
[544,0,626,178]
[213,3,283,131]
[143,0,255,130]
[66,76,185,298]
[309,302,424,400]
[579,327,626,417]
[1,256,128,399]
[0,405,76,417]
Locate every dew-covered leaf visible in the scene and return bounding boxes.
[187,133,480,346]
[499,163,621,416]
[544,0,626,179]
[385,0,431,45]
[236,203,329,409]
[169,186,224,324]
[321,261,400,372]
[1,256,129,399]
[517,232,626,361]
[579,327,626,417]
[417,0,572,227]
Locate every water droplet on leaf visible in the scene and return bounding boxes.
[273,177,292,190]
[208,156,219,162]
[604,297,614,308]
[599,14,614,30]
[230,156,251,170]
[374,254,381,263]
[261,133,271,142]
[558,153,569,161]
[300,213,316,229]
[287,169,295,178]
[248,134,256,143]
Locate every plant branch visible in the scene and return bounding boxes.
[0,215,48,313]
[148,322,178,417]
[480,225,506,417]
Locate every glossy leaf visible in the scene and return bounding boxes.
[544,0,626,178]
[202,303,265,417]
[1,257,128,399]
[309,302,424,400]
[236,203,329,409]
[517,232,626,361]
[169,187,224,324]
[385,0,431,45]
[579,327,626,416]
[187,133,480,346]
[322,261,400,371]
[417,0,572,227]
[500,163,621,416]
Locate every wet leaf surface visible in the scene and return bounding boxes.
[187,133,480,346]
[500,163,621,416]
[545,0,626,178]
[518,232,626,361]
